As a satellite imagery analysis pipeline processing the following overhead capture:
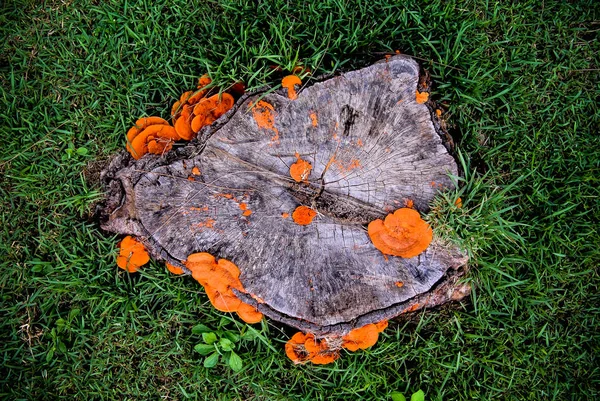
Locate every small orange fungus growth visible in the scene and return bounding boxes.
[455,197,463,208]
[309,112,318,127]
[435,109,442,117]
[251,100,279,142]
[404,199,414,209]
[368,208,433,258]
[191,166,201,175]
[197,74,212,90]
[292,205,317,226]
[342,323,379,351]
[166,262,185,275]
[282,212,290,219]
[374,320,389,332]
[185,252,263,323]
[289,153,313,182]
[116,236,150,273]
[285,332,340,365]
[416,90,429,104]
[281,75,302,100]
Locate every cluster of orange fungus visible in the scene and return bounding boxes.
[126,117,178,160]
[292,205,317,226]
[285,321,388,365]
[415,90,429,104]
[281,75,302,100]
[185,252,263,324]
[290,153,312,182]
[116,236,150,273]
[172,76,236,141]
[285,333,340,365]
[368,208,433,258]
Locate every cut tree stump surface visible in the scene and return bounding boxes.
[100,55,468,335]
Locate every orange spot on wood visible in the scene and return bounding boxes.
[282,75,302,100]
[404,199,414,209]
[192,166,201,175]
[292,205,317,226]
[416,90,429,104]
[436,109,442,117]
[309,112,318,127]
[385,54,391,62]
[367,208,433,258]
[356,139,364,147]
[239,203,248,211]
[242,210,252,217]
[290,153,313,182]
[251,100,279,143]
[282,212,290,219]
[395,281,404,288]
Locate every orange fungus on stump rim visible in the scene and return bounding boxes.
[281,75,302,100]
[184,252,263,324]
[292,205,317,225]
[116,236,150,273]
[368,208,433,258]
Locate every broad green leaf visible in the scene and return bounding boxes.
[202,332,218,345]
[391,391,406,401]
[194,344,215,355]
[228,351,243,372]
[58,341,67,353]
[192,324,212,334]
[204,352,219,368]
[411,390,425,401]
[240,329,258,341]
[219,338,234,351]
[46,348,55,363]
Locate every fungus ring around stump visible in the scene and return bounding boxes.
[100,55,468,336]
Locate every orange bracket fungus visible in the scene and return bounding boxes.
[116,236,150,273]
[101,55,469,363]
[367,208,433,258]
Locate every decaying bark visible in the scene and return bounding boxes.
[99,55,468,335]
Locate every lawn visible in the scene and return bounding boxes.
[1,0,599,399]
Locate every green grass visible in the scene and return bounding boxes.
[1,0,599,399]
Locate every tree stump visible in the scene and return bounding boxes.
[100,55,468,336]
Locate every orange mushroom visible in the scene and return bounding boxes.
[236,302,263,324]
[282,75,302,100]
[367,208,433,258]
[285,332,310,364]
[166,262,185,275]
[289,153,313,182]
[184,252,262,324]
[342,323,379,351]
[292,205,317,226]
[285,332,340,364]
[129,124,179,159]
[116,236,150,273]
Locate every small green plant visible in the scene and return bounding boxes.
[391,389,425,401]
[192,319,259,372]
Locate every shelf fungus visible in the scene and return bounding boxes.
[101,55,469,365]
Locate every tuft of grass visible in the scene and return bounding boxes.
[1,0,599,400]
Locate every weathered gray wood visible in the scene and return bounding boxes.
[100,55,468,335]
